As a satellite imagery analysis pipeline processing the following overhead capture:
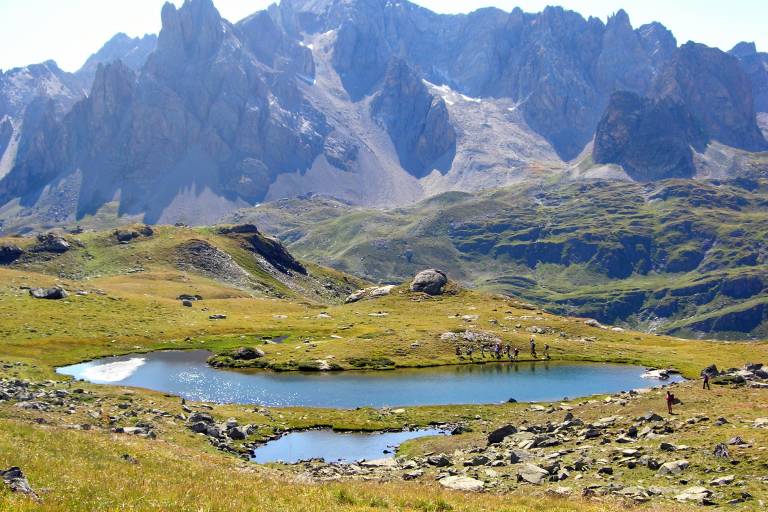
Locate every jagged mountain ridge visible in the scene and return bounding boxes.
[0,0,767,232]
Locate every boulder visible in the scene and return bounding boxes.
[231,347,265,360]
[463,455,490,467]
[438,476,484,492]
[675,486,714,505]
[178,294,203,301]
[410,269,448,295]
[426,454,451,467]
[29,287,68,300]
[345,285,396,304]
[517,463,550,485]
[658,459,689,476]
[713,443,730,458]
[710,475,735,486]
[31,233,70,253]
[1,467,38,498]
[0,245,23,265]
[487,424,517,445]
[115,230,140,242]
[188,412,214,425]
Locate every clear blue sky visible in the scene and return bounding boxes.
[1,0,766,72]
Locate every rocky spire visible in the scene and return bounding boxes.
[154,0,224,69]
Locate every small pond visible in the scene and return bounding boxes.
[57,350,682,408]
[251,429,446,464]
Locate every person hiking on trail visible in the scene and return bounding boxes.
[544,344,550,360]
[495,343,502,359]
[504,344,511,358]
[666,391,675,415]
[467,346,474,360]
[480,344,486,358]
[529,336,537,358]
[513,347,519,361]
[703,373,711,390]
[455,345,462,357]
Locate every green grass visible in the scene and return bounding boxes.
[230,179,768,340]
[1,224,767,510]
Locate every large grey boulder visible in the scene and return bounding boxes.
[410,269,448,295]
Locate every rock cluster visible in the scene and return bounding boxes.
[186,412,255,458]
[703,362,768,387]
[345,285,396,304]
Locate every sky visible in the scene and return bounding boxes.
[1,0,766,72]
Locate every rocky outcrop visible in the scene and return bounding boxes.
[593,91,706,181]
[594,42,767,178]
[76,33,158,87]
[410,269,448,295]
[220,225,307,275]
[1,467,38,499]
[0,244,23,264]
[345,285,395,303]
[653,42,767,152]
[31,233,70,253]
[729,42,768,114]
[371,60,456,178]
[29,287,68,299]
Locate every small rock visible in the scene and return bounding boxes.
[438,475,484,492]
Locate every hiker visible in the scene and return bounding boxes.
[467,346,474,360]
[513,347,519,361]
[666,391,675,415]
[504,344,511,358]
[544,344,550,360]
[529,336,537,358]
[455,345,462,357]
[703,373,711,390]
[494,343,502,359]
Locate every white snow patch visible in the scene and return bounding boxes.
[81,358,146,383]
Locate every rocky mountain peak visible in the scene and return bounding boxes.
[607,9,631,29]
[156,0,225,66]
[77,32,157,88]
[371,58,456,178]
[653,42,767,151]
[730,41,758,58]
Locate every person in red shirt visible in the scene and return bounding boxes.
[666,391,675,415]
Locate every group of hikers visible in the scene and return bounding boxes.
[455,335,550,361]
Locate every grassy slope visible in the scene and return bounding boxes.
[1,225,767,510]
[233,179,768,340]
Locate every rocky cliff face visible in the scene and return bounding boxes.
[729,41,768,114]
[76,33,157,88]
[652,42,767,152]
[594,43,767,177]
[593,91,707,181]
[370,59,456,178]
[2,0,768,230]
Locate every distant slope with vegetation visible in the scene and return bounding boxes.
[229,179,768,340]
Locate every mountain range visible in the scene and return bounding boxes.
[1,0,768,230]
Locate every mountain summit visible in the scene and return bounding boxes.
[0,0,767,231]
